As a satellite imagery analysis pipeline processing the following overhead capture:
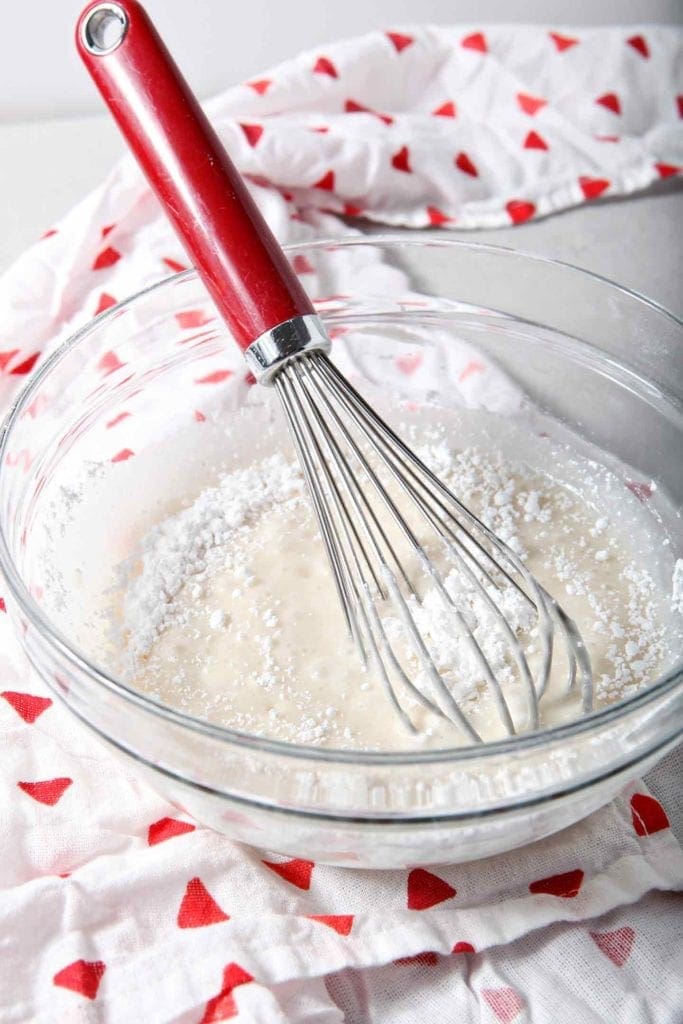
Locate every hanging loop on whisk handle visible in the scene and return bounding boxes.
[76,0,316,351]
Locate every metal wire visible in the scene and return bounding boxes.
[273,350,594,742]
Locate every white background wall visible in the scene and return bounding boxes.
[2,0,682,120]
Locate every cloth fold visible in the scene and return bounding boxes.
[0,21,682,1024]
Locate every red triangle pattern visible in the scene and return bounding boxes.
[18,777,72,806]
[111,448,135,463]
[395,951,439,966]
[426,206,453,226]
[461,32,487,53]
[0,350,19,372]
[1,690,52,723]
[313,170,335,191]
[517,92,547,116]
[247,79,271,95]
[432,101,456,117]
[344,99,393,125]
[148,817,196,845]
[452,941,475,954]
[95,292,117,315]
[239,123,264,147]
[163,256,188,273]
[313,56,338,78]
[506,199,536,224]
[386,31,414,53]
[307,914,354,935]
[529,868,584,898]
[655,162,681,179]
[549,31,579,52]
[579,176,610,199]
[391,145,412,172]
[195,370,234,385]
[407,868,456,910]
[630,792,669,836]
[92,246,121,271]
[175,309,213,329]
[10,352,40,375]
[596,92,621,115]
[262,858,314,890]
[455,151,478,176]
[53,959,106,1000]
[177,877,229,928]
[524,130,548,150]
[589,926,635,967]
[627,34,649,59]
[481,987,524,1023]
[200,963,254,1023]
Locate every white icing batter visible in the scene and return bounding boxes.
[112,413,676,751]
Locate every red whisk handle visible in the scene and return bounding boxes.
[76,0,316,351]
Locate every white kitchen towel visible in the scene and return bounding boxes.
[0,21,682,1024]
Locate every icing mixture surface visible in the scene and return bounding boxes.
[111,412,677,751]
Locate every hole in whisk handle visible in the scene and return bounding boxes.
[80,3,129,55]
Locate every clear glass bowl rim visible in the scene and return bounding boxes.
[0,234,681,768]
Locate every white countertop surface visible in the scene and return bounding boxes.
[1,115,681,319]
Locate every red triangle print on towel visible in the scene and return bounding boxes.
[195,369,233,385]
[106,411,130,429]
[579,176,610,199]
[177,877,229,928]
[148,817,196,845]
[549,31,579,52]
[481,987,524,1023]
[248,78,271,95]
[386,31,414,53]
[176,309,213,329]
[98,350,125,374]
[344,99,393,125]
[313,56,338,78]
[452,941,475,954]
[307,914,354,935]
[262,858,314,890]
[461,32,487,53]
[100,223,115,238]
[678,96,683,118]
[455,152,478,176]
[596,92,621,114]
[53,960,105,1000]
[524,130,548,150]
[627,34,649,58]
[426,206,453,226]
[407,868,456,910]
[92,246,121,271]
[391,146,411,173]
[432,101,456,117]
[239,123,263,147]
[517,92,547,116]
[655,163,681,179]
[313,170,335,191]
[529,868,584,898]
[163,256,188,273]
[292,255,315,275]
[590,926,635,967]
[111,448,135,463]
[18,777,72,806]
[506,199,536,225]
[631,793,669,836]
[395,951,439,967]
[95,292,117,315]
[396,352,423,375]
[200,963,254,1023]
[2,691,52,723]
[10,352,40,375]
[0,597,6,612]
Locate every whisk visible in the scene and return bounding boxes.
[77,0,593,741]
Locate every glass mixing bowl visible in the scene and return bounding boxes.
[1,237,681,869]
